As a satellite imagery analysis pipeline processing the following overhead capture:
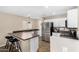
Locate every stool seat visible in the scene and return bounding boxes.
[5,36,19,42]
[5,36,22,52]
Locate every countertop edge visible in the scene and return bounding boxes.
[8,33,39,41]
[13,29,39,33]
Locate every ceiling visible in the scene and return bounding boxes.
[0,6,77,18]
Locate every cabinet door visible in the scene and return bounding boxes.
[67,8,78,28]
[30,37,39,52]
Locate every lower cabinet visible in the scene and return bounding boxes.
[20,37,39,52]
[30,37,39,52]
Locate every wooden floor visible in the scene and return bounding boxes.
[38,40,50,52]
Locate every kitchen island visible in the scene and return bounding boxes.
[8,29,39,52]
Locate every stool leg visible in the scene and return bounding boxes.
[9,43,15,52]
[5,39,9,49]
[9,43,13,52]
[16,41,22,52]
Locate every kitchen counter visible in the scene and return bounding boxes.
[50,36,79,52]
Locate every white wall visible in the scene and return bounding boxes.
[22,19,41,30]
[0,12,25,46]
[22,20,32,30]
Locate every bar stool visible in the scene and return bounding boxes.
[5,36,22,52]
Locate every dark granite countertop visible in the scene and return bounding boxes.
[8,33,39,41]
[60,35,78,40]
[13,29,39,33]
[52,31,78,40]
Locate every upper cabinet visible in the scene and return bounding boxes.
[44,18,66,27]
[67,8,78,28]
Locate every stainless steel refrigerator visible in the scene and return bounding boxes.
[42,22,51,42]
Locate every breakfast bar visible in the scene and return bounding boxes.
[7,29,39,52]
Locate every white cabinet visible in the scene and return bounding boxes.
[30,37,39,52]
[50,36,79,52]
[67,8,78,28]
[44,18,66,27]
[20,37,39,52]
[53,18,66,27]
